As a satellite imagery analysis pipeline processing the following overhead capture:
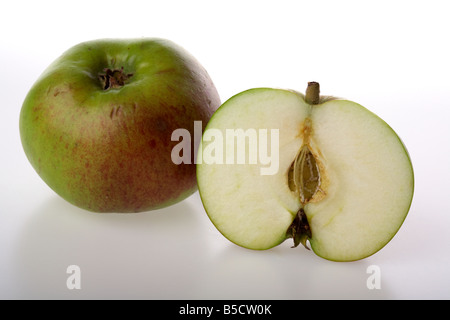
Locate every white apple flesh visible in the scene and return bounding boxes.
[197,83,414,261]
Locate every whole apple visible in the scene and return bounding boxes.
[20,38,220,213]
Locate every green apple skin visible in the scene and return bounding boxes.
[197,87,414,262]
[20,38,220,213]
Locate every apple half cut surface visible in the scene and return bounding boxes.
[197,82,414,261]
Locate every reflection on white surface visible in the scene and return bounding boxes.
[10,192,389,299]
[12,193,208,299]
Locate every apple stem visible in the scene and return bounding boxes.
[305,82,320,105]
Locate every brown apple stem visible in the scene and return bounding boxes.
[305,82,320,105]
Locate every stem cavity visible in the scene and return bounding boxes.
[98,67,133,90]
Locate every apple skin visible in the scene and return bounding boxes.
[20,38,220,213]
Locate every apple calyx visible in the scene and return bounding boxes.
[286,208,312,249]
[98,67,133,90]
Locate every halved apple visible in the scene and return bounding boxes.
[197,82,414,262]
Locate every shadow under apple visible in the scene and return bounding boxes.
[191,239,393,299]
[12,192,209,299]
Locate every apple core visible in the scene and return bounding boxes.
[286,82,326,248]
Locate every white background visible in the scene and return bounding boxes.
[1,0,449,299]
